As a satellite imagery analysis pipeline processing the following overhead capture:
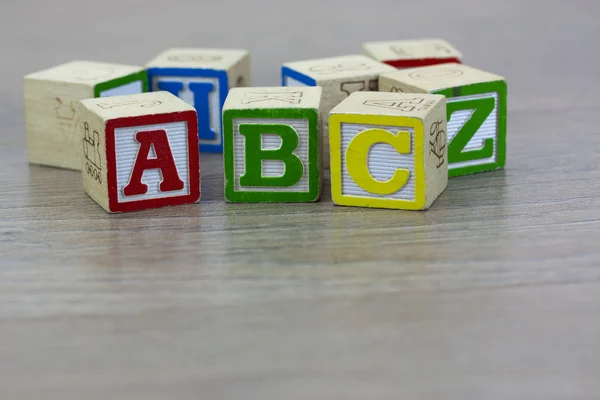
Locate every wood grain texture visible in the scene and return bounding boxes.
[1,0,600,399]
[24,61,146,170]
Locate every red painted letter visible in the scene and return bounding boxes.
[123,130,184,196]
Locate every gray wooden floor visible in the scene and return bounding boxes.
[1,0,599,398]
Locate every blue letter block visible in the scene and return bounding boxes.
[146,48,252,153]
[147,68,228,153]
[281,66,317,87]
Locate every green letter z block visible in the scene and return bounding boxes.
[435,80,507,177]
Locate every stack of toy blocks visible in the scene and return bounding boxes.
[222,86,323,203]
[363,39,462,68]
[24,61,147,170]
[379,63,507,177]
[329,92,448,210]
[281,55,395,164]
[146,48,251,153]
[77,91,200,213]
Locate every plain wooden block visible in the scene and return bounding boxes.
[379,63,507,177]
[222,87,323,203]
[329,92,448,210]
[363,38,462,68]
[146,48,251,154]
[24,61,148,170]
[281,55,395,165]
[77,91,200,213]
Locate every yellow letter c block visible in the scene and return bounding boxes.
[346,129,412,195]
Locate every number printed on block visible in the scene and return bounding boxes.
[222,87,323,202]
[281,55,395,165]
[379,63,507,177]
[363,38,462,68]
[146,48,251,153]
[77,91,200,213]
[23,61,148,170]
[329,92,448,210]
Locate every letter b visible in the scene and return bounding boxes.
[239,124,303,188]
[223,87,322,203]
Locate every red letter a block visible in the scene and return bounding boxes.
[77,92,200,213]
[123,130,185,196]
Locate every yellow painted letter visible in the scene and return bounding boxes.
[346,129,411,195]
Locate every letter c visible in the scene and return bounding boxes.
[346,128,412,195]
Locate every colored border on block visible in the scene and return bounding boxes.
[146,67,229,153]
[105,110,200,212]
[281,66,317,86]
[384,58,461,69]
[223,108,320,203]
[93,70,149,98]
[329,113,425,210]
[434,79,507,177]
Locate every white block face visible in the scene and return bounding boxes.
[100,80,144,97]
[341,123,416,201]
[152,76,222,146]
[233,118,309,192]
[114,121,190,203]
[447,92,498,170]
[285,76,309,87]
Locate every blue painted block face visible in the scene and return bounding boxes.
[147,68,229,153]
[281,66,317,87]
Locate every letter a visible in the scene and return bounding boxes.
[123,130,184,196]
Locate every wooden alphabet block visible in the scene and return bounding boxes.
[329,92,448,210]
[379,64,507,177]
[281,55,395,165]
[222,87,323,203]
[24,61,148,170]
[77,91,200,213]
[363,39,462,68]
[146,48,251,153]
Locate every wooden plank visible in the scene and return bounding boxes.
[0,0,599,399]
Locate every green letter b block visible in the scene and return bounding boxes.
[239,124,303,188]
[223,108,321,202]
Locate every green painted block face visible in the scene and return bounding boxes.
[434,80,507,177]
[223,108,320,202]
[93,70,149,98]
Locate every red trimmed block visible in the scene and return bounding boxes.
[77,91,200,213]
[363,39,462,69]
